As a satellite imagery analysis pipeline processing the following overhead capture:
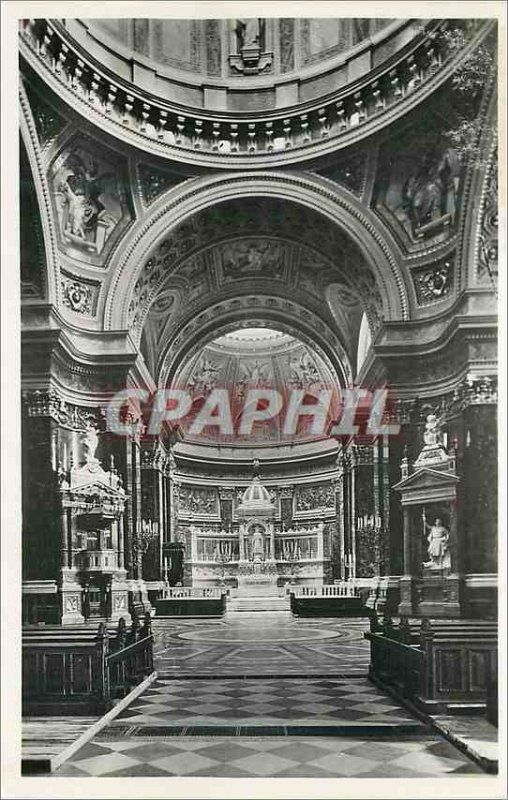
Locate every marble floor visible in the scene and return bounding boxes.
[51,613,486,779]
[152,613,371,675]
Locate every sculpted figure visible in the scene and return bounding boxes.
[235,18,261,50]
[423,518,450,569]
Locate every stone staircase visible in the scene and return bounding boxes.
[227,594,290,613]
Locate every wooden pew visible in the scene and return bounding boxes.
[365,614,497,714]
[22,615,154,715]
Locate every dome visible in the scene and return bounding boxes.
[238,476,274,515]
[242,477,271,506]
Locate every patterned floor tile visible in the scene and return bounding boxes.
[310,752,378,776]
[230,751,298,776]
[70,750,140,776]
[48,618,487,779]
[150,751,219,775]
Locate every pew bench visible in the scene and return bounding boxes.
[365,616,497,715]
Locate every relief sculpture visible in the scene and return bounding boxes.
[179,486,217,515]
[296,483,334,511]
[51,139,132,263]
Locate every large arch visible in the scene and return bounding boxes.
[19,82,60,307]
[103,171,411,332]
[157,296,353,389]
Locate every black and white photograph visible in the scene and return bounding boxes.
[1,1,505,798]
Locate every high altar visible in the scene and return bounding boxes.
[188,474,326,591]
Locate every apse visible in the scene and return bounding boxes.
[173,326,340,447]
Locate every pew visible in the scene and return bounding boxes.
[22,614,154,715]
[365,613,497,715]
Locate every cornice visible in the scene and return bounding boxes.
[19,19,494,169]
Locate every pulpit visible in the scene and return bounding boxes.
[393,415,461,617]
[59,426,131,624]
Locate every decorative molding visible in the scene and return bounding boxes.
[387,373,498,424]
[411,255,454,305]
[137,162,188,207]
[19,83,59,306]
[61,270,100,316]
[477,148,498,289]
[23,80,67,148]
[22,389,103,430]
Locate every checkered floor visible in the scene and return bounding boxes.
[54,735,484,778]
[48,617,486,779]
[115,677,417,727]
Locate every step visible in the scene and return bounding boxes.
[228,597,290,612]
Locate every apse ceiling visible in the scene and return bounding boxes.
[172,327,339,447]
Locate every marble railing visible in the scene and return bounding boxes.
[162,586,223,598]
[292,583,359,597]
[20,18,492,166]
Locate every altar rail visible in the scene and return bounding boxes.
[365,615,498,714]
[292,583,359,598]
[290,583,366,617]
[22,615,153,715]
[162,587,223,599]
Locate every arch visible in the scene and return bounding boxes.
[19,83,59,307]
[356,313,373,376]
[158,299,352,390]
[103,171,410,331]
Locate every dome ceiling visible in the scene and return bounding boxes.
[172,327,339,447]
[81,17,395,101]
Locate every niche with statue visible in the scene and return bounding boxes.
[393,415,461,617]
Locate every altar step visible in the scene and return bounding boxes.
[228,595,290,613]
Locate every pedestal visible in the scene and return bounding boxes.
[128,578,153,617]
[60,568,85,625]
[397,575,418,617]
[109,570,132,623]
[417,570,463,617]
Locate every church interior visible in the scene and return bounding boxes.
[17,13,499,785]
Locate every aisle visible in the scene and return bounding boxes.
[51,615,484,779]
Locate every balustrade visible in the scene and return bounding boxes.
[293,582,359,598]
[19,18,490,162]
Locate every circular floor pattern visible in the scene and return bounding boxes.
[175,621,348,643]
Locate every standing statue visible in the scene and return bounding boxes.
[82,423,99,464]
[251,524,265,561]
[423,414,442,447]
[235,18,262,50]
[423,518,450,569]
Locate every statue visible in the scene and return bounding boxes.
[235,18,262,51]
[82,423,99,463]
[423,517,451,569]
[251,524,265,561]
[423,414,442,447]
[59,154,117,241]
[402,148,460,230]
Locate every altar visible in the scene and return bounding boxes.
[187,475,326,591]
